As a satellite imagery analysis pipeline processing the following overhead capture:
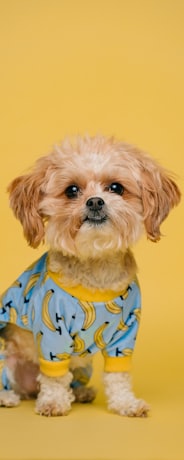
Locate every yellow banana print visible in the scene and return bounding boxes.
[12,280,22,288]
[94,321,109,349]
[78,301,96,330]
[72,367,89,385]
[23,273,40,298]
[120,288,129,300]
[79,349,92,358]
[72,334,85,353]
[117,319,128,331]
[9,307,17,324]
[0,293,6,310]
[21,314,28,326]
[122,348,133,356]
[0,337,5,352]
[36,331,44,359]
[32,306,35,323]
[42,289,55,331]
[102,349,108,358]
[41,272,50,286]
[56,352,70,360]
[105,301,122,314]
[0,361,4,390]
[134,308,141,322]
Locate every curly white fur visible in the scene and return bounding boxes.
[103,372,149,417]
[35,372,75,416]
[0,390,20,407]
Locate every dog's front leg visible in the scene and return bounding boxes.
[103,372,149,417]
[35,372,75,416]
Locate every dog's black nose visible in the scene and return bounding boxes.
[86,197,105,210]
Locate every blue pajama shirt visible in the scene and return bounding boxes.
[0,253,141,389]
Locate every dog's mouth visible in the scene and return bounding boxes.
[83,213,108,225]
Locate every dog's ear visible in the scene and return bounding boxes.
[140,157,181,241]
[8,157,52,248]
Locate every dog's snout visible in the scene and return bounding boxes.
[86,197,105,210]
[85,196,107,225]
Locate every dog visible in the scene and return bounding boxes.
[0,135,181,416]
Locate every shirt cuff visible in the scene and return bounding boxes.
[39,358,70,377]
[104,356,132,373]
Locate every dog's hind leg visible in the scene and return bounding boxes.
[70,356,96,403]
[0,390,20,407]
[0,337,20,406]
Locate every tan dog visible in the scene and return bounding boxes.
[0,135,180,416]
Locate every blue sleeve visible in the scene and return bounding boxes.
[0,254,47,328]
[104,282,141,358]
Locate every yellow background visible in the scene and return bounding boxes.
[0,1,184,459]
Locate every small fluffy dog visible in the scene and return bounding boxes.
[0,135,181,416]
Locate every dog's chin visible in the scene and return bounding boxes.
[46,218,123,259]
[74,220,125,259]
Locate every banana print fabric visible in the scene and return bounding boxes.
[0,253,141,381]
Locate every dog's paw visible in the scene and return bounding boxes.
[35,388,75,416]
[0,390,20,407]
[35,399,70,416]
[103,371,150,418]
[108,396,150,417]
[35,371,75,416]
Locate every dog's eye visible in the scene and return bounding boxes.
[65,185,80,198]
[108,183,124,195]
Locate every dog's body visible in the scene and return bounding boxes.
[0,135,180,416]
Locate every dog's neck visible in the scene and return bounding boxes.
[47,249,137,292]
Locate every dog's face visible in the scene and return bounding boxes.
[8,136,181,259]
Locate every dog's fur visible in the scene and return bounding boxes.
[0,135,181,416]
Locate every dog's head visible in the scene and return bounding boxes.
[8,136,181,259]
